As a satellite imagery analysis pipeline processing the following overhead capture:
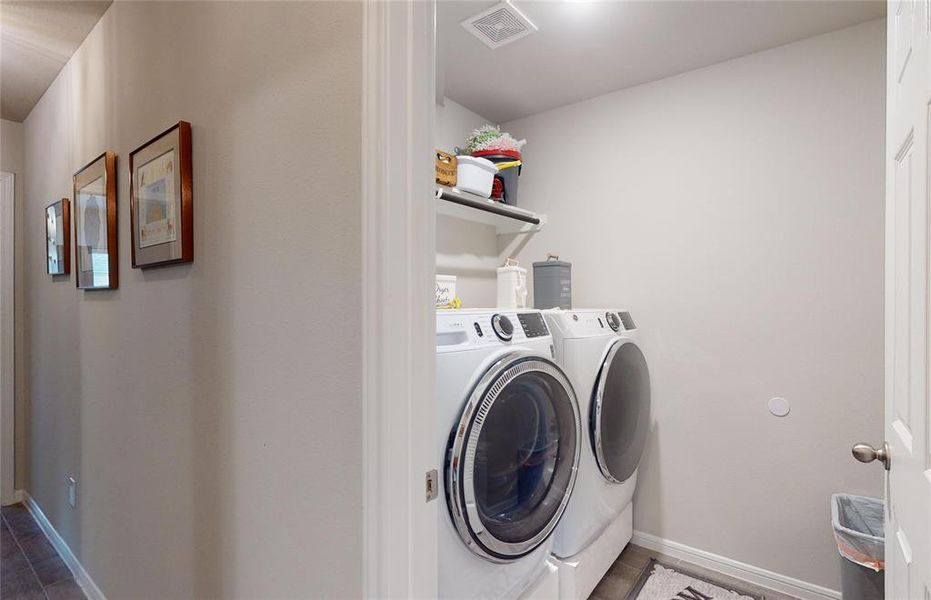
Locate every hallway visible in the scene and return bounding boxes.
[1,504,84,600]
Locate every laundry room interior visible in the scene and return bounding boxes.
[431,2,886,599]
[1,0,917,598]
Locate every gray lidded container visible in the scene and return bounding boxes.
[533,256,571,309]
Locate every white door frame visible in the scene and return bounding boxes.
[0,171,16,505]
[361,1,438,598]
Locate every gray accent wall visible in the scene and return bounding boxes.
[500,19,886,591]
[21,2,363,597]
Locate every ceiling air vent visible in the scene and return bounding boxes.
[619,312,636,331]
[461,2,538,50]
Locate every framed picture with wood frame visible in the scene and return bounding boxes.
[73,152,118,290]
[129,121,193,268]
[45,198,70,276]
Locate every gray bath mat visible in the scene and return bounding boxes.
[626,559,765,600]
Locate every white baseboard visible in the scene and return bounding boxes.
[1,488,24,506]
[631,530,841,600]
[22,492,106,600]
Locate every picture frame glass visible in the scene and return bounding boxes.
[46,201,66,275]
[131,124,189,267]
[137,148,178,249]
[74,168,110,288]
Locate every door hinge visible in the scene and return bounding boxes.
[425,469,438,502]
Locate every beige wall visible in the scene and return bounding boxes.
[1,118,27,492]
[501,20,885,590]
[435,98,500,307]
[22,2,363,598]
[1,119,23,169]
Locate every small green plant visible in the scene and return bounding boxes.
[466,125,526,154]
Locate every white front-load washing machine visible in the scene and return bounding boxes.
[542,309,651,600]
[437,309,582,600]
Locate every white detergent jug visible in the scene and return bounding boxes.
[497,258,528,309]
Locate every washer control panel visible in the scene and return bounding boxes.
[517,312,549,338]
[436,309,553,350]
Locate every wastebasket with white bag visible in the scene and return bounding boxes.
[832,493,884,600]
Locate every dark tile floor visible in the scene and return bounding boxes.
[590,543,803,600]
[0,506,805,600]
[1,504,85,600]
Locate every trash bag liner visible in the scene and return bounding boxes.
[832,493,884,572]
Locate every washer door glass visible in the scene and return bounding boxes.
[591,340,651,483]
[448,355,580,561]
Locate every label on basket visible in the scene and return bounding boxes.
[435,150,457,187]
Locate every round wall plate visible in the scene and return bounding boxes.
[768,396,790,417]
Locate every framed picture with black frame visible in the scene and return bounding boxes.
[129,121,193,268]
[45,198,70,276]
[73,152,118,290]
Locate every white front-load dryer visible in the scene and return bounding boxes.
[542,309,651,600]
[437,309,582,600]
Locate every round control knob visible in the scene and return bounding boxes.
[605,312,621,332]
[491,314,514,342]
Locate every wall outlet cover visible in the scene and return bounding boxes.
[67,476,76,508]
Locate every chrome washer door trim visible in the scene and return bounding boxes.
[591,338,651,484]
[446,351,581,562]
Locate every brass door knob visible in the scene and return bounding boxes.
[852,442,890,471]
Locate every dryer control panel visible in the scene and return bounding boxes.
[542,309,634,339]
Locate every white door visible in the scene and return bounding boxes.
[882,1,931,596]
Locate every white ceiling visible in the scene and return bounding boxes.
[1,0,111,122]
[438,0,886,123]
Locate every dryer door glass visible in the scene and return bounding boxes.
[447,356,580,561]
[591,340,651,483]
